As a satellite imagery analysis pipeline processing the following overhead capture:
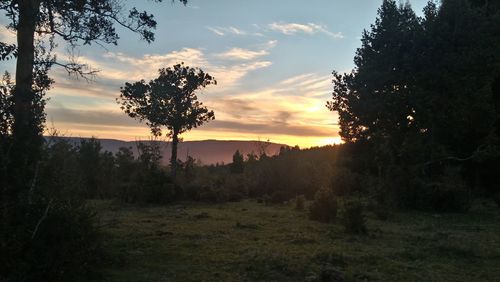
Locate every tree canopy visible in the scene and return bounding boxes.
[118,63,216,177]
[327,0,500,205]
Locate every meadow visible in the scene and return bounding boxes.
[95,199,500,282]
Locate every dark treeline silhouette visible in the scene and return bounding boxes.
[0,0,188,281]
[0,0,499,280]
[327,0,500,211]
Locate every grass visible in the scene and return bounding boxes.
[92,199,500,281]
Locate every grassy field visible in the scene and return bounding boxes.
[93,199,500,282]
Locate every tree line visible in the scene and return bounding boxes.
[327,0,500,210]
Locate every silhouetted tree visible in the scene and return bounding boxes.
[327,0,420,145]
[1,2,189,278]
[0,0,188,192]
[327,0,500,208]
[118,63,216,179]
[230,150,244,174]
[77,138,102,198]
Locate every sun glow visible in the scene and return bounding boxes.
[319,137,343,146]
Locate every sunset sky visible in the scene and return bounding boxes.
[0,0,429,148]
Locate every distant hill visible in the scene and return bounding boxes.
[46,136,287,165]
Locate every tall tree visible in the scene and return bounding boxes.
[327,0,500,205]
[327,0,421,146]
[118,63,216,179]
[230,150,244,174]
[1,2,188,279]
[0,0,188,194]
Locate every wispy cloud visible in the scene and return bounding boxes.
[268,22,344,39]
[206,26,247,36]
[206,27,225,36]
[215,48,268,60]
[48,46,273,101]
[205,26,263,37]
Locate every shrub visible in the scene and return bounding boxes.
[270,190,289,204]
[184,183,203,201]
[295,195,306,210]
[227,191,245,202]
[262,194,271,205]
[342,200,367,234]
[120,168,175,204]
[494,192,500,207]
[373,204,390,221]
[331,166,361,196]
[419,167,471,212]
[198,186,227,203]
[309,187,338,223]
[1,140,104,281]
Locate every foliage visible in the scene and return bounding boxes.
[1,0,188,191]
[295,195,306,211]
[326,0,500,210]
[341,200,367,234]
[0,138,104,282]
[269,190,290,204]
[244,146,336,199]
[309,187,338,223]
[78,137,105,198]
[230,150,245,174]
[331,166,361,196]
[117,142,176,204]
[1,1,187,279]
[118,63,216,178]
[494,192,500,208]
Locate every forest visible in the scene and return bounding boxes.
[1,0,499,281]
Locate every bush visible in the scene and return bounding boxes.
[331,166,361,196]
[373,204,390,221]
[227,191,245,202]
[342,200,367,234]
[494,192,500,208]
[1,201,104,282]
[120,168,175,204]
[1,140,104,281]
[416,167,471,212]
[309,187,338,223]
[183,183,203,201]
[198,186,227,203]
[296,195,306,210]
[270,190,289,204]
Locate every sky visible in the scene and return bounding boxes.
[0,0,430,148]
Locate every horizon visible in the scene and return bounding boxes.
[0,0,428,148]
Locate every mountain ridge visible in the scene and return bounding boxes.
[45,136,288,165]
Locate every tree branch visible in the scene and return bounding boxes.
[31,199,53,240]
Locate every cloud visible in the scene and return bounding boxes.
[47,106,139,127]
[204,120,333,137]
[0,26,16,44]
[67,47,272,88]
[208,60,272,87]
[264,40,278,49]
[206,26,247,36]
[268,22,344,39]
[210,98,259,117]
[46,46,274,102]
[46,105,334,140]
[205,26,263,37]
[227,26,246,35]
[206,27,225,36]
[215,48,269,60]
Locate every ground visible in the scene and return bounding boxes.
[93,199,500,282]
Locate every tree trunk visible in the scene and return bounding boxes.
[170,129,179,180]
[10,0,42,190]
